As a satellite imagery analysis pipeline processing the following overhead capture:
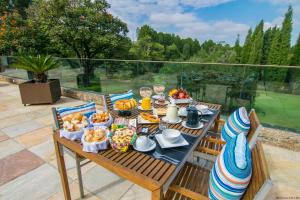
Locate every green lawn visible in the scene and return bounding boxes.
[254,90,300,131]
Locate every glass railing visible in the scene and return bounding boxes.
[1,56,300,132]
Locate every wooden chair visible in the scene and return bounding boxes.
[52,107,89,198]
[165,141,272,200]
[195,109,262,161]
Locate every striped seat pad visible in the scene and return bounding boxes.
[209,133,252,200]
[57,102,96,119]
[221,107,250,142]
[109,90,133,105]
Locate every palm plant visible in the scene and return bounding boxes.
[12,55,60,83]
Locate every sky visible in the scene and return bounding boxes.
[106,0,300,45]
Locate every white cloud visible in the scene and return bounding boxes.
[106,0,248,44]
[258,0,300,5]
[182,0,235,8]
[149,12,249,43]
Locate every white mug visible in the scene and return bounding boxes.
[135,136,151,149]
[166,104,178,123]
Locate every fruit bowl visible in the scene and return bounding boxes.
[168,88,192,104]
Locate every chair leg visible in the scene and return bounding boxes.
[75,155,84,198]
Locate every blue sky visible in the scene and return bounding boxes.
[107,0,300,45]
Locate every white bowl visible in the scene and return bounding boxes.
[162,129,181,143]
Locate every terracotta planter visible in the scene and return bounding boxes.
[19,79,61,105]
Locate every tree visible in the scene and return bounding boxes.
[165,43,180,60]
[261,27,275,64]
[182,43,191,60]
[129,35,164,60]
[290,34,300,66]
[27,0,130,86]
[248,20,264,64]
[0,0,31,55]
[268,27,281,64]
[279,6,293,65]
[241,29,252,63]
[234,35,242,63]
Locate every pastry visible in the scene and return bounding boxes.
[62,113,88,132]
[91,111,109,123]
[140,112,160,123]
[112,128,134,145]
[115,99,137,110]
[155,108,167,115]
[84,129,106,143]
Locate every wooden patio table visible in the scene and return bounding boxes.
[53,101,221,200]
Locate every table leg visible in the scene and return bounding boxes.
[152,188,164,200]
[213,112,221,133]
[53,135,71,200]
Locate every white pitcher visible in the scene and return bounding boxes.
[166,103,179,123]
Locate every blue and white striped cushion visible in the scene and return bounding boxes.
[109,90,133,105]
[57,102,96,119]
[209,133,252,200]
[221,107,250,142]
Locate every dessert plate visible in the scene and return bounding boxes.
[181,121,204,130]
[154,100,169,105]
[162,116,182,124]
[137,115,160,124]
[133,139,156,152]
[138,106,154,111]
[155,134,189,149]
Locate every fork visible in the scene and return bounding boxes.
[153,152,180,164]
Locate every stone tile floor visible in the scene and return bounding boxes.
[0,81,299,200]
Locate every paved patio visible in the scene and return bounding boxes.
[0,80,300,200]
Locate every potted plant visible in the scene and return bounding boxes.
[12,55,61,105]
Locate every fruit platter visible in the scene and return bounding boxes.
[168,88,193,104]
[137,112,160,124]
[113,98,137,116]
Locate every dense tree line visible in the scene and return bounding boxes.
[1,1,300,70]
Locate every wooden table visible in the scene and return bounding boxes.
[53,101,221,200]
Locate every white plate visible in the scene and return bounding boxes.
[162,116,182,124]
[198,109,214,115]
[178,109,213,117]
[152,95,161,100]
[155,134,189,149]
[181,121,204,130]
[137,115,160,124]
[133,139,156,152]
[153,108,167,116]
[169,97,193,104]
[154,100,169,105]
[138,106,154,111]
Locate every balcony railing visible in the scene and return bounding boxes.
[1,56,300,132]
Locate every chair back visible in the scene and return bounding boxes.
[52,107,63,129]
[104,94,113,111]
[247,109,262,149]
[242,141,272,200]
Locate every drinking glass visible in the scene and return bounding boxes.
[153,84,166,101]
[139,87,153,98]
[159,120,168,131]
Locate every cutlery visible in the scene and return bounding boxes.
[153,152,180,164]
[200,118,209,123]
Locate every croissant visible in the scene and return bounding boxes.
[115,99,137,110]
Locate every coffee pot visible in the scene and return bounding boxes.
[186,106,202,128]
